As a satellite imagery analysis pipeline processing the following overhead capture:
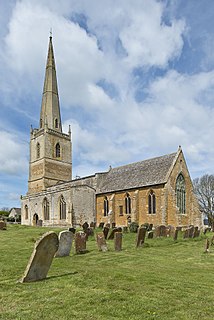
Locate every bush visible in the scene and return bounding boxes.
[129,222,139,233]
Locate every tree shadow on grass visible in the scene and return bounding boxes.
[46,271,78,281]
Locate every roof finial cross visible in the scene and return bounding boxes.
[50,28,52,38]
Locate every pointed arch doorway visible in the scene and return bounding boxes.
[33,213,39,226]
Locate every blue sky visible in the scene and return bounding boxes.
[0,0,214,209]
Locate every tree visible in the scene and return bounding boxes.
[193,174,214,228]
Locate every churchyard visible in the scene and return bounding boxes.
[0,224,214,320]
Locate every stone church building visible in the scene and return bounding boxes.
[21,37,202,228]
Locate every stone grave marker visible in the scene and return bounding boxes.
[147,230,153,239]
[55,230,74,257]
[21,231,59,283]
[90,222,95,228]
[204,239,210,253]
[75,231,87,254]
[82,221,89,231]
[193,226,198,238]
[188,225,194,238]
[98,222,105,228]
[84,227,94,240]
[37,219,43,227]
[0,221,7,230]
[114,232,122,251]
[108,227,122,240]
[136,226,147,247]
[69,227,76,234]
[103,227,110,239]
[211,235,214,246]
[111,222,116,228]
[183,228,190,239]
[105,223,110,228]
[96,232,108,252]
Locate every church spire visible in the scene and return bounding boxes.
[40,35,62,132]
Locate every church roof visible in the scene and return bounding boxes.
[97,151,178,194]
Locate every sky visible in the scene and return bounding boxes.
[0,0,214,209]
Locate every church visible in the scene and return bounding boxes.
[21,37,202,228]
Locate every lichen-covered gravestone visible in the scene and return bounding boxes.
[103,226,110,239]
[55,230,74,257]
[21,231,59,283]
[114,232,122,251]
[96,232,108,252]
[75,231,87,254]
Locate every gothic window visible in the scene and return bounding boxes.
[25,205,28,220]
[119,205,123,216]
[125,193,131,214]
[56,143,60,158]
[60,195,66,220]
[148,190,156,214]
[37,143,40,159]
[55,118,58,128]
[43,198,50,220]
[104,197,109,216]
[176,173,186,214]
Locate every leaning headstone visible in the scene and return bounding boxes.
[108,227,122,240]
[75,231,87,254]
[114,232,122,251]
[103,227,110,239]
[193,226,199,238]
[188,225,194,238]
[204,239,210,253]
[0,221,7,230]
[69,227,76,234]
[96,232,108,252]
[136,227,147,247]
[55,231,74,257]
[21,231,59,283]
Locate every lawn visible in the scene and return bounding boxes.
[0,225,213,320]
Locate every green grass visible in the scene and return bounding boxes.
[0,225,214,320]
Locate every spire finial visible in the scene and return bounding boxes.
[50,28,52,38]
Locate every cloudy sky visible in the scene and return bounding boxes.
[0,0,214,209]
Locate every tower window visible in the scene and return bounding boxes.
[56,143,60,158]
[104,196,109,216]
[148,190,156,214]
[40,119,42,128]
[125,193,131,214]
[176,173,186,214]
[43,198,50,220]
[25,205,28,220]
[37,143,40,159]
[55,118,58,128]
[60,195,66,220]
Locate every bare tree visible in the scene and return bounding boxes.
[193,174,214,228]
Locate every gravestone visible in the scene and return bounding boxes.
[148,224,153,231]
[174,228,179,241]
[204,239,210,253]
[96,232,108,252]
[111,222,116,228]
[0,221,7,230]
[75,231,87,254]
[37,219,43,227]
[84,227,94,240]
[188,225,194,238]
[155,225,167,237]
[166,225,175,238]
[82,221,89,231]
[114,232,122,251]
[105,223,110,228]
[98,222,105,228]
[69,227,76,234]
[55,231,74,257]
[147,231,153,239]
[193,226,199,238]
[108,227,122,240]
[204,227,211,235]
[210,235,214,246]
[136,226,147,247]
[183,228,190,239]
[103,227,110,239]
[21,231,59,283]
[90,222,95,228]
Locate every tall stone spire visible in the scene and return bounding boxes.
[40,35,62,132]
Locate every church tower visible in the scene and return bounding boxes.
[28,36,72,194]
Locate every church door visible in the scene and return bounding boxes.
[33,213,39,226]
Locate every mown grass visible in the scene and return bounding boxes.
[0,225,214,320]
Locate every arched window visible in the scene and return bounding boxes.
[60,195,66,220]
[56,143,60,158]
[55,118,58,128]
[148,190,156,214]
[104,196,109,216]
[43,198,50,220]
[37,143,40,159]
[125,193,131,214]
[25,205,28,220]
[176,173,186,214]
[40,118,42,128]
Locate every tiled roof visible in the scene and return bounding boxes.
[97,151,177,194]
